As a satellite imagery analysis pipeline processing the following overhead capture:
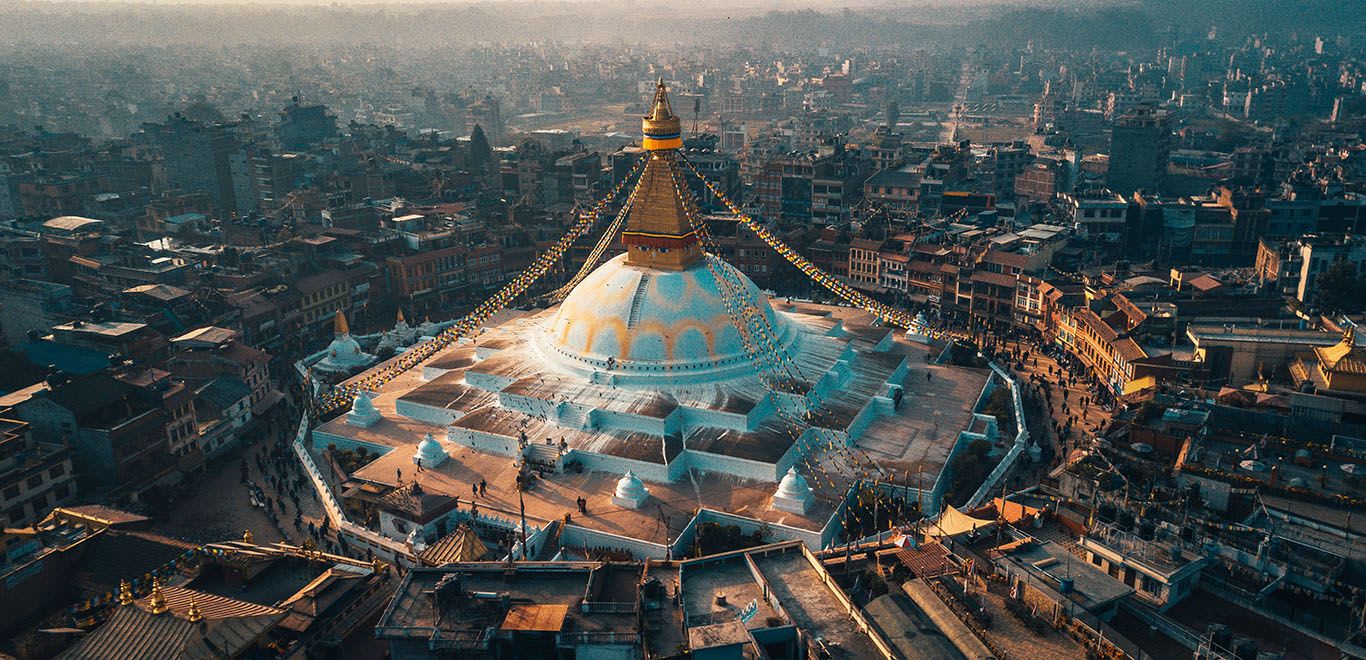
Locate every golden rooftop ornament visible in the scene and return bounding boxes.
[149,578,168,615]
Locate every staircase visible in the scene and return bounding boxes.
[558,404,592,430]
[523,442,564,473]
[626,274,652,329]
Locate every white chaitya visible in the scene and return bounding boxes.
[393,310,418,345]
[771,467,814,514]
[905,311,931,344]
[611,470,650,509]
[375,331,400,355]
[314,311,377,374]
[413,432,449,468]
[346,391,382,427]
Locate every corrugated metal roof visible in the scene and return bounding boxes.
[500,604,568,632]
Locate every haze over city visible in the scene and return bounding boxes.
[0,1,1363,659]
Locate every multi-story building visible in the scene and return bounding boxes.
[989,140,1032,200]
[848,238,885,292]
[862,164,919,212]
[0,279,73,346]
[49,320,168,366]
[167,326,274,411]
[386,245,472,316]
[757,143,871,225]
[5,372,181,497]
[0,418,76,529]
[1107,103,1171,195]
[1260,234,1366,305]
[1053,292,1167,395]
[277,100,337,150]
[1014,153,1074,210]
[1058,192,1131,244]
[143,116,253,216]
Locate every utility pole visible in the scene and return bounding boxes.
[518,486,529,561]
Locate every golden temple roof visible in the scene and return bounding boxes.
[1314,328,1366,375]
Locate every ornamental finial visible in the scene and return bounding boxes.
[642,81,682,151]
[149,578,168,615]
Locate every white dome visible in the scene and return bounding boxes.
[615,471,647,499]
[316,333,375,372]
[541,254,796,385]
[414,432,449,467]
[775,467,812,500]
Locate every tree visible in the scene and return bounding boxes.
[1314,260,1366,314]
[467,124,493,171]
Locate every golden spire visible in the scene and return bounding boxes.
[334,310,349,336]
[242,529,254,544]
[641,79,683,151]
[622,80,702,271]
[149,578,168,615]
[118,580,134,606]
[186,596,203,623]
[396,308,406,324]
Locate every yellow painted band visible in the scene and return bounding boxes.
[642,136,683,150]
[623,229,697,239]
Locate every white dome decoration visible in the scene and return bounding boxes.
[413,432,449,468]
[394,312,418,344]
[906,311,931,344]
[314,312,376,374]
[346,391,382,427]
[417,319,440,338]
[376,331,400,355]
[611,470,650,509]
[539,254,797,387]
[771,467,814,515]
[405,527,427,553]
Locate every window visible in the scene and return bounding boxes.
[2,485,18,501]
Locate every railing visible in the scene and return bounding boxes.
[556,631,640,647]
[1119,599,1200,650]
[429,628,492,650]
[964,364,1031,510]
[581,601,638,614]
[291,413,413,560]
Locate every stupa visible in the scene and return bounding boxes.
[771,467,814,514]
[906,311,932,344]
[346,391,381,427]
[413,433,449,468]
[393,309,418,344]
[611,470,650,509]
[314,311,376,375]
[307,81,995,555]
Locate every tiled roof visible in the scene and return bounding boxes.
[1316,339,1366,375]
[59,594,281,660]
[420,523,490,565]
[895,541,955,578]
